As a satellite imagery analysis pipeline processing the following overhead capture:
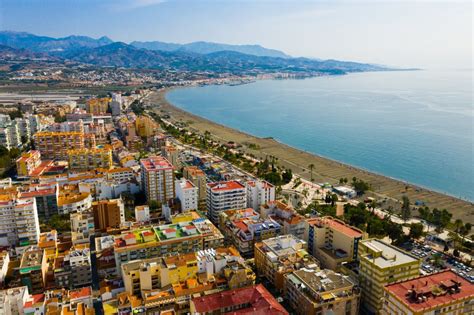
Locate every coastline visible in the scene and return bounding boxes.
[148,88,474,224]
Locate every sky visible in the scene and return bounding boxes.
[0,0,471,69]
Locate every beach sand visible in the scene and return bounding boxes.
[148,89,474,224]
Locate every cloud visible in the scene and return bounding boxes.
[107,0,167,11]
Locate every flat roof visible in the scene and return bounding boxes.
[140,156,174,171]
[361,239,419,268]
[307,216,363,238]
[385,270,474,312]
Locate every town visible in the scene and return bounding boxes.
[0,87,470,315]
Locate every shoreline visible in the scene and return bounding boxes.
[148,88,474,224]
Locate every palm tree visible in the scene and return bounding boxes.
[454,219,463,233]
[308,164,314,182]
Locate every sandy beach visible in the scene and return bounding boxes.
[148,89,474,224]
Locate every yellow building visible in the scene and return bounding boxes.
[135,116,156,138]
[34,131,85,160]
[121,246,254,299]
[305,216,366,271]
[16,150,42,177]
[358,239,421,314]
[68,146,113,171]
[382,270,474,315]
[183,166,207,201]
[86,97,111,115]
[285,268,361,315]
[254,235,319,292]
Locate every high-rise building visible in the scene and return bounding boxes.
[161,145,179,167]
[0,196,40,247]
[70,211,95,245]
[0,115,21,150]
[183,166,207,201]
[206,181,246,223]
[175,178,198,212]
[110,93,122,116]
[86,97,110,115]
[68,146,113,171]
[382,270,474,315]
[305,216,366,271]
[92,198,125,230]
[135,115,156,138]
[19,246,46,294]
[140,156,175,203]
[19,184,59,219]
[358,239,421,314]
[33,131,87,160]
[246,179,275,210]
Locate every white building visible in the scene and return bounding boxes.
[0,251,10,285]
[110,93,122,116]
[246,180,275,211]
[135,205,150,223]
[140,156,175,203]
[175,178,198,212]
[14,118,31,142]
[0,197,40,247]
[0,286,30,315]
[70,211,95,245]
[206,181,247,223]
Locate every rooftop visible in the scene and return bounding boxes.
[140,156,174,172]
[360,239,419,269]
[307,216,364,238]
[385,270,474,312]
[192,284,288,315]
[287,269,355,297]
[207,180,245,192]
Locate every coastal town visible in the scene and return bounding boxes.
[0,86,470,315]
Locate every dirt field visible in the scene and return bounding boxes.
[147,89,474,224]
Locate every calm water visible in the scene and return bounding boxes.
[166,70,473,201]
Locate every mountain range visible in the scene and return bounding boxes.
[0,31,392,74]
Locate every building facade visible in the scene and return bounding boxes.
[140,156,175,203]
[206,181,246,224]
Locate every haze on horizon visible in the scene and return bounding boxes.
[0,0,471,70]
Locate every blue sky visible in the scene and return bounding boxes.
[0,0,471,68]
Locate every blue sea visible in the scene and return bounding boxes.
[166,70,473,201]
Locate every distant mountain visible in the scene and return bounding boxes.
[0,31,113,53]
[131,40,291,58]
[63,42,388,74]
[0,44,55,60]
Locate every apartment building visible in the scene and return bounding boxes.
[183,166,207,201]
[358,239,421,314]
[206,181,246,224]
[135,205,150,223]
[285,268,361,315]
[0,196,40,247]
[67,246,92,288]
[20,247,46,294]
[16,150,42,177]
[305,216,366,271]
[140,156,175,203]
[254,235,319,291]
[0,251,9,285]
[161,145,179,167]
[382,270,473,315]
[260,200,306,240]
[19,183,59,219]
[0,123,20,150]
[33,131,88,160]
[70,211,95,245]
[113,219,224,271]
[92,198,125,230]
[0,286,30,315]
[175,178,198,212]
[135,115,156,138]
[190,284,288,315]
[220,209,282,257]
[68,146,113,171]
[57,191,92,214]
[86,97,110,115]
[246,179,275,210]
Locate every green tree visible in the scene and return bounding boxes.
[409,223,424,240]
[401,196,411,221]
[308,164,314,182]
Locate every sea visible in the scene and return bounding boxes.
[166,69,473,201]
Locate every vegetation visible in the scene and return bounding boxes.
[350,177,370,196]
[41,214,70,233]
[0,145,21,173]
[401,195,411,221]
[305,202,336,217]
[418,206,453,232]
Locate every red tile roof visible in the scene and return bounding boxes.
[140,156,174,172]
[192,284,288,315]
[207,181,245,192]
[385,270,474,312]
[307,216,363,238]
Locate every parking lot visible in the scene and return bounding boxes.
[409,243,474,283]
